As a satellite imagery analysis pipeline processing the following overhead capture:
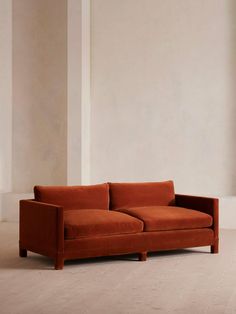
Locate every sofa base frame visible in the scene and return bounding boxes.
[138,252,147,261]
[211,239,219,254]
[19,247,27,258]
[19,244,216,270]
[19,226,217,270]
[55,256,64,270]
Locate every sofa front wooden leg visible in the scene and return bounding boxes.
[211,240,219,254]
[19,247,27,258]
[139,252,147,261]
[54,256,64,270]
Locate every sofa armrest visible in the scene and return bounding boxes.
[175,194,219,239]
[19,200,64,258]
[175,194,218,216]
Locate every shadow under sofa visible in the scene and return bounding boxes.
[19,181,219,270]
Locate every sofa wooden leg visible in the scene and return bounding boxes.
[211,241,219,254]
[139,252,147,261]
[19,247,27,257]
[55,256,64,270]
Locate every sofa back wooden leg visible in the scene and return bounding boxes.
[211,240,219,254]
[19,247,27,258]
[55,256,64,270]
[139,252,147,261]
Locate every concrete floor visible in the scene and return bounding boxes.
[0,223,236,314]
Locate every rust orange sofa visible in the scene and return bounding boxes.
[19,181,219,270]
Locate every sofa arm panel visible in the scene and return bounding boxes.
[175,194,219,240]
[19,200,64,258]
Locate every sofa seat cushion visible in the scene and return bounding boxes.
[64,209,144,239]
[116,206,213,232]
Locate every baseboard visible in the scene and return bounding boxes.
[1,194,236,228]
[0,192,33,222]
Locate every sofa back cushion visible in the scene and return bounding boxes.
[109,181,175,210]
[34,183,109,210]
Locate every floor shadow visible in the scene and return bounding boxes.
[0,253,53,271]
[0,247,210,271]
[65,248,210,267]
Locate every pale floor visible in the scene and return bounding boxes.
[0,223,236,314]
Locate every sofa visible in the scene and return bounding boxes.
[19,181,219,270]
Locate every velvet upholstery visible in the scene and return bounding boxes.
[64,209,143,239]
[19,182,219,269]
[64,228,214,260]
[19,200,64,259]
[116,206,212,231]
[175,194,219,252]
[109,181,175,210]
[34,183,109,211]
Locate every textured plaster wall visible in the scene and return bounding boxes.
[91,0,236,196]
[0,0,12,193]
[67,0,82,185]
[12,0,67,193]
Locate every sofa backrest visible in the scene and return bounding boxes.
[34,183,109,210]
[109,181,175,210]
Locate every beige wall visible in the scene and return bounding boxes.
[0,0,12,193]
[91,0,236,195]
[1,0,236,225]
[67,0,82,185]
[0,0,12,221]
[67,0,91,185]
[12,0,67,193]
